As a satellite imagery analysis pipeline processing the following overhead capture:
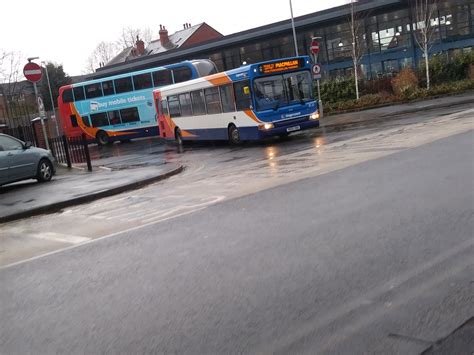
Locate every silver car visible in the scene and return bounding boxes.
[0,133,55,186]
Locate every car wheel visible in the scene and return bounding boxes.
[228,125,241,145]
[96,130,109,145]
[175,128,183,145]
[37,159,53,182]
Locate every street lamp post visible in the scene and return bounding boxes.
[27,56,50,151]
[289,0,299,56]
[41,61,60,137]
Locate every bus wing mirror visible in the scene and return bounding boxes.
[243,86,250,95]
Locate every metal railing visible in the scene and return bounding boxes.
[49,134,92,171]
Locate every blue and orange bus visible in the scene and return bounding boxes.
[58,60,216,144]
[153,56,319,144]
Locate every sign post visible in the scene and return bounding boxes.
[24,60,49,150]
[310,37,324,118]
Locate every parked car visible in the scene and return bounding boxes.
[0,133,55,186]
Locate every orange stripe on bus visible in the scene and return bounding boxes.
[244,110,262,124]
[206,73,231,86]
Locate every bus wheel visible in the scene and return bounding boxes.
[228,124,241,145]
[175,128,183,145]
[96,130,109,145]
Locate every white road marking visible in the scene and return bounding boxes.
[31,232,91,244]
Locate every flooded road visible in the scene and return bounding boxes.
[1,104,473,266]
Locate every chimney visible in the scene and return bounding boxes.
[135,35,145,55]
[159,25,170,46]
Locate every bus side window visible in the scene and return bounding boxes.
[152,69,173,87]
[173,67,192,83]
[102,80,115,96]
[204,87,222,114]
[162,99,169,116]
[62,89,73,103]
[90,112,110,127]
[73,86,85,101]
[234,80,251,110]
[120,107,140,123]
[168,95,181,118]
[108,110,122,125]
[114,77,133,94]
[70,114,78,127]
[83,116,91,127]
[85,83,103,99]
[190,90,206,115]
[179,93,192,116]
[219,84,235,112]
[133,73,153,90]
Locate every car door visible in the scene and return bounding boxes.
[0,140,10,185]
[0,136,37,181]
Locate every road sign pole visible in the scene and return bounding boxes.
[317,79,323,118]
[33,82,50,151]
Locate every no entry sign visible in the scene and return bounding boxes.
[23,62,42,82]
[310,40,320,55]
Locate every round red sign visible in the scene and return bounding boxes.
[310,40,320,55]
[23,62,43,82]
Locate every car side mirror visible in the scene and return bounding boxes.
[24,141,32,149]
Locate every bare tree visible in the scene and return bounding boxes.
[83,41,118,74]
[348,0,368,100]
[413,0,438,90]
[0,50,24,98]
[116,27,153,50]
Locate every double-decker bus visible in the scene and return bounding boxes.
[58,60,216,144]
[153,56,319,144]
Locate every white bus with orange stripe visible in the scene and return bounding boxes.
[153,56,320,144]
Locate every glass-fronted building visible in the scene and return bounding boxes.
[90,0,474,81]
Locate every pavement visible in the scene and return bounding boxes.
[0,92,472,224]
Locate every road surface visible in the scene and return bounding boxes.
[1,106,473,353]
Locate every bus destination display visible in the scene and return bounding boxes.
[259,59,303,74]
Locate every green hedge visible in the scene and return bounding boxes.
[318,51,474,104]
[421,51,474,85]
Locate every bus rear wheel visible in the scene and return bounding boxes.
[175,128,183,145]
[228,124,241,145]
[96,130,109,145]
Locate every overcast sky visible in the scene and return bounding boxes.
[1,0,347,77]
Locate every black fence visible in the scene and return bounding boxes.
[49,134,92,171]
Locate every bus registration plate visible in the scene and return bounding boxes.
[287,125,300,132]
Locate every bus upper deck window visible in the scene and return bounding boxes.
[73,86,85,101]
[62,89,73,103]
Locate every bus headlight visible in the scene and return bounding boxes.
[259,123,274,130]
[310,111,320,120]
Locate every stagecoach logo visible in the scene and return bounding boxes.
[282,112,302,119]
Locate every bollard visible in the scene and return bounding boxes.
[82,134,92,172]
